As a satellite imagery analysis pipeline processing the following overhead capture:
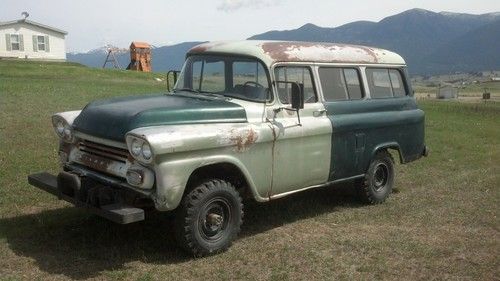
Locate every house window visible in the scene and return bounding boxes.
[37,35,46,51]
[10,34,20,51]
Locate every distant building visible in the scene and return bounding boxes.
[0,17,67,60]
[437,85,458,99]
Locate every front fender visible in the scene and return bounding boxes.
[153,154,268,211]
[127,123,274,211]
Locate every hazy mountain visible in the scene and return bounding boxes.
[152,41,205,71]
[67,41,203,72]
[423,19,500,74]
[250,21,376,43]
[249,8,500,74]
[67,9,500,75]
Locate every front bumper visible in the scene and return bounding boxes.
[28,172,145,224]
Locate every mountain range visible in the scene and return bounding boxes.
[67,8,500,75]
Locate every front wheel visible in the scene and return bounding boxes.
[175,179,243,256]
[357,151,395,204]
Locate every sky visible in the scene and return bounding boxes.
[2,0,499,53]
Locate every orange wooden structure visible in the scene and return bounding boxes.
[126,41,151,72]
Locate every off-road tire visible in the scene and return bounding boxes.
[175,179,243,256]
[357,150,395,204]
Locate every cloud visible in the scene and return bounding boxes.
[217,0,281,12]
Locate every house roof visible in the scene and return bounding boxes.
[0,19,67,35]
[188,40,406,66]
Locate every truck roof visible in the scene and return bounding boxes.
[187,40,406,66]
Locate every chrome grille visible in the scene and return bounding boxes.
[78,140,130,163]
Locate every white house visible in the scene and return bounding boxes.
[0,18,67,60]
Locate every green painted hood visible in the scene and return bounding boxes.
[72,93,247,141]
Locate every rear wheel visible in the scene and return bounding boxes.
[175,179,243,256]
[357,151,394,204]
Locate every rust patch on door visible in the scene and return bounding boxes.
[229,128,258,152]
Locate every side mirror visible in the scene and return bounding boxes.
[166,70,180,91]
[274,81,304,126]
[290,82,304,110]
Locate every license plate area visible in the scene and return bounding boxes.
[70,149,129,178]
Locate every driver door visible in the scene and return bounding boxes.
[268,65,332,197]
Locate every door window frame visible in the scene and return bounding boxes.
[271,63,319,107]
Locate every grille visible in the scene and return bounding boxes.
[78,140,130,163]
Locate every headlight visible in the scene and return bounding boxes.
[56,121,65,135]
[52,116,74,143]
[126,135,154,164]
[131,139,142,156]
[142,143,152,160]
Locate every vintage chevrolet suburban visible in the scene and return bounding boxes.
[28,40,427,256]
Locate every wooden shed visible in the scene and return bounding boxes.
[126,41,151,72]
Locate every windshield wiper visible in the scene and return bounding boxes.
[198,90,220,96]
[173,88,228,99]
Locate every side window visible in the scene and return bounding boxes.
[318,68,347,101]
[274,66,317,104]
[389,69,406,97]
[319,67,363,101]
[367,69,392,98]
[366,68,407,98]
[344,69,363,99]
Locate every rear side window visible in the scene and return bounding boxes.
[389,69,405,97]
[318,67,363,101]
[275,66,317,104]
[366,68,407,98]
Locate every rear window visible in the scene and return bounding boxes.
[366,68,407,98]
[318,67,363,101]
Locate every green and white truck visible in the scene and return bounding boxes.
[29,40,427,256]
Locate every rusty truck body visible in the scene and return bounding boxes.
[29,40,427,256]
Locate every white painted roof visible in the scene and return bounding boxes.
[188,40,406,66]
[0,19,67,35]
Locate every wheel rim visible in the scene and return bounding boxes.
[198,197,231,242]
[373,163,389,192]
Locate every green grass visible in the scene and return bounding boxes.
[0,61,499,280]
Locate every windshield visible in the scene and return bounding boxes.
[174,55,271,102]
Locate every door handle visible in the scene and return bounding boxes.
[313,109,327,117]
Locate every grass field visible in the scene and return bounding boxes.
[0,61,499,280]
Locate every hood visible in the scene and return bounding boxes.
[72,93,247,141]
